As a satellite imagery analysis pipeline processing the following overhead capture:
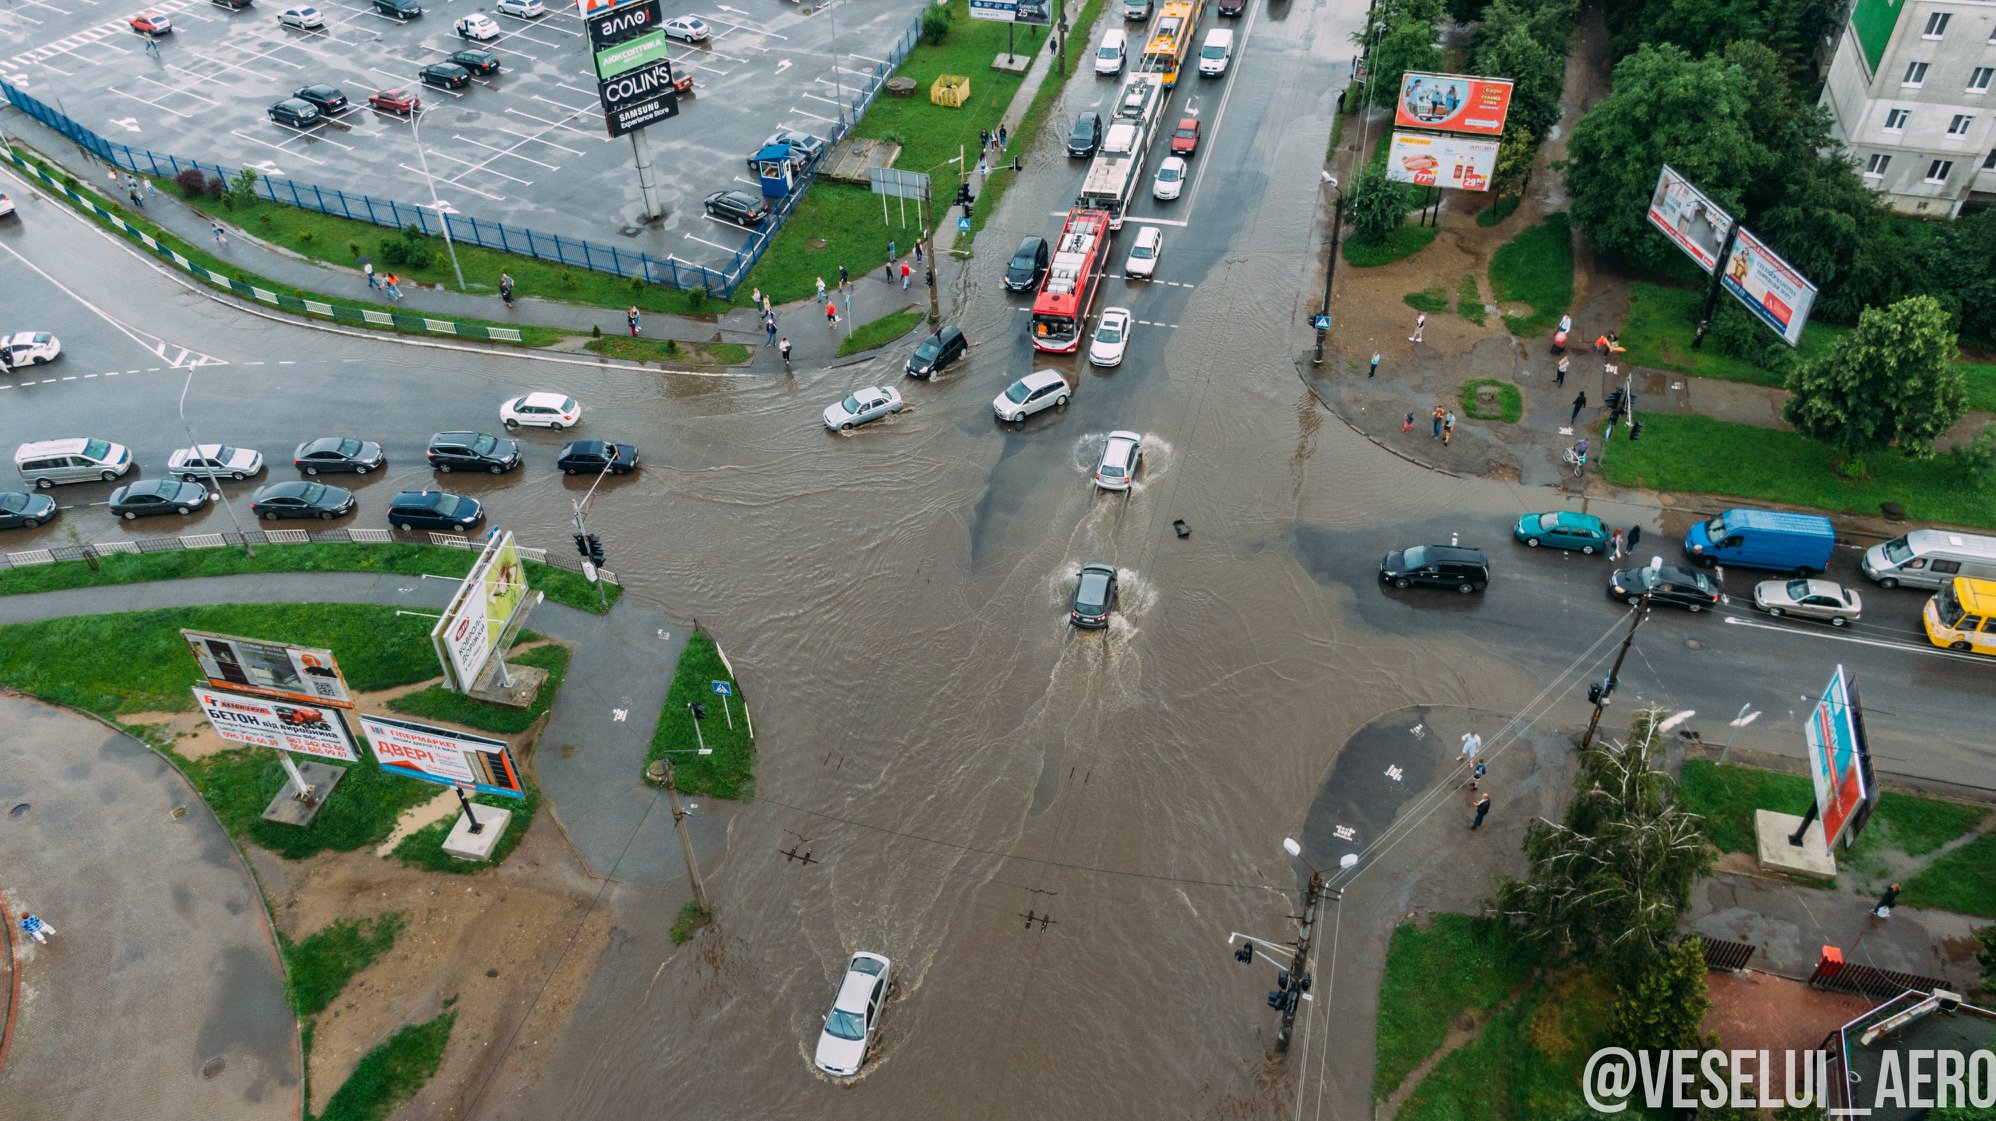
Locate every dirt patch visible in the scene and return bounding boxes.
[1703,971,1872,1054]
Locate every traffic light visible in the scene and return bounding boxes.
[1604,388,1624,414]
[1234,944,1253,965]
[1629,421,1645,441]
[690,702,707,721]
[573,533,589,558]
[1267,990,1284,1010]
[1588,682,1603,705]
[585,533,605,566]
[1283,989,1301,1012]
[1277,971,1291,991]
[1294,972,1312,993]
[963,202,974,221]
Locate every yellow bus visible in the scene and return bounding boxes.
[1924,576,1996,654]
[1139,0,1201,86]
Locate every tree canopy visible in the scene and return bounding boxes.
[1782,295,1966,471]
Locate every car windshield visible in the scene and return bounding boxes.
[915,339,939,359]
[1011,252,1034,269]
[1784,579,1812,598]
[212,446,238,461]
[840,394,863,413]
[1882,535,1913,564]
[1202,45,1224,57]
[300,483,326,503]
[825,1008,867,1042]
[1401,546,1427,567]
[1159,166,1180,181]
[1132,246,1153,259]
[83,438,112,460]
[1096,324,1122,343]
[1004,381,1033,404]
[1702,515,1727,538]
[1175,128,1194,138]
[336,437,361,457]
[470,434,498,455]
[432,495,463,516]
[0,494,25,513]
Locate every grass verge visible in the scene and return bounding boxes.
[1960,363,1996,414]
[0,542,620,614]
[1620,281,1845,387]
[644,628,754,798]
[1374,913,1545,1101]
[582,336,751,365]
[387,642,570,735]
[1394,970,1614,1120]
[838,307,926,356]
[1458,378,1522,422]
[317,1005,456,1121]
[1595,413,1996,528]
[1456,273,1486,326]
[1489,212,1572,338]
[1474,195,1520,227]
[1904,832,1996,917]
[670,901,713,944]
[391,774,541,874]
[1404,286,1449,314]
[1344,223,1439,267]
[282,913,406,1017]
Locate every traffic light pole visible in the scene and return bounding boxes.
[570,452,621,612]
[1274,870,1323,1053]
[1579,591,1649,752]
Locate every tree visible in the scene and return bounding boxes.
[1345,163,1405,244]
[1610,936,1713,1052]
[1782,295,1966,473]
[1489,122,1538,198]
[1356,0,1445,112]
[1472,18,1565,138]
[1977,923,1996,996]
[1495,708,1715,974]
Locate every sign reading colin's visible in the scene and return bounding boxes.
[603,60,680,135]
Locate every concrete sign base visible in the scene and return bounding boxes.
[260,761,349,827]
[443,807,513,861]
[1754,809,1837,878]
[468,660,547,710]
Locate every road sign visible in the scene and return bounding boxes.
[958,216,972,231]
[711,681,733,696]
[1311,313,1332,330]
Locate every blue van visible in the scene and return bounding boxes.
[1683,508,1836,575]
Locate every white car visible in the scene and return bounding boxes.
[1152,156,1186,200]
[663,15,708,41]
[993,369,1070,423]
[1095,29,1126,74]
[168,444,266,482]
[1125,225,1162,279]
[495,0,543,16]
[823,385,903,430]
[814,951,891,1077]
[0,193,16,219]
[0,332,61,368]
[1089,306,1132,367]
[500,392,582,430]
[277,5,325,28]
[454,12,499,37]
[1094,430,1143,491]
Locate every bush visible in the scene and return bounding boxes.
[174,167,208,198]
[377,226,437,270]
[1949,423,1996,486]
[1706,301,1796,380]
[921,3,951,44]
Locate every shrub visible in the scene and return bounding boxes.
[174,167,208,198]
[1707,302,1795,380]
[230,166,259,203]
[1948,423,1996,485]
[921,3,951,44]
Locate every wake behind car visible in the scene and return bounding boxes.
[814,952,891,1077]
[387,489,483,532]
[292,85,350,114]
[823,385,903,430]
[169,444,265,482]
[1609,563,1720,611]
[501,392,581,429]
[1513,511,1608,553]
[267,98,322,128]
[703,191,769,226]
[426,431,519,473]
[0,332,61,368]
[556,440,639,475]
[251,480,355,519]
[1070,562,1118,628]
[1753,577,1862,626]
[294,436,385,474]
[905,326,966,379]
[1380,545,1489,594]
[108,478,208,520]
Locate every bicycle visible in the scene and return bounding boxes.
[1562,447,1588,477]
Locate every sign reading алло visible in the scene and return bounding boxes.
[192,687,360,762]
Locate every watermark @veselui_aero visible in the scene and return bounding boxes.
[1581,1047,1996,1113]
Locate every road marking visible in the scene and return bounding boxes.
[1722,615,1991,662]
[773,58,791,74]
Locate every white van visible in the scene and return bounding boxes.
[1096,29,1126,75]
[16,437,134,488]
[1198,28,1233,76]
[1861,529,1996,589]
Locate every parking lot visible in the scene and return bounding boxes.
[0,0,924,272]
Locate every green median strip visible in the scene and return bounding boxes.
[316,1006,457,1121]
[282,913,406,1018]
[645,628,754,798]
[838,307,926,356]
[582,336,751,365]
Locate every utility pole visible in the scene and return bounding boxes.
[921,182,941,324]
[1312,183,1344,367]
[1274,868,1323,1053]
[1579,587,1652,751]
[661,759,710,912]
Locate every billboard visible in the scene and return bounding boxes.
[593,32,669,79]
[359,714,527,799]
[430,531,529,692]
[969,0,1053,25]
[193,687,361,762]
[1395,73,1513,137]
[585,0,658,43]
[1803,666,1869,849]
[1385,132,1497,192]
[1720,227,1818,347]
[585,0,677,136]
[1646,165,1735,275]
[182,629,353,708]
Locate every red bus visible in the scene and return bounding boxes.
[1030,208,1113,354]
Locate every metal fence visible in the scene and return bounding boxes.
[2,528,620,586]
[0,14,924,299]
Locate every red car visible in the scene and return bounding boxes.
[1169,116,1201,157]
[368,86,422,114]
[129,11,173,33]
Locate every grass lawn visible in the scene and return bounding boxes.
[1904,831,1996,917]
[1488,213,1572,338]
[317,1006,456,1121]
[1394,971,1615,1121]
[838,307,926,356]
[1619,281,1845,388]
[0,542,619,614]
[1597,413,1996,528]
[1459,379,1522,422]
[1405,286,1449,314]
[387,642,570,735]
[1344,223,1439,267]
[282,913,405,1017]
[1961,363,1996,414]
[1456,274,1486,326]
[582,336,751,365]
[1475,195,1520,227]
[1680,761,1987,879]
[1374,914,1545,1100]
[645,628,754,798]
[391,774,541,874]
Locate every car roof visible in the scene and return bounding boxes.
[1546,511,1602,529]
[521,391,570,406]
[1021,369,1066,389]
[1415,545,1487,563]
[259,480,318,498]
[1176,116,1197,127]
[1134,226,1162,246]
[391,490,449,507]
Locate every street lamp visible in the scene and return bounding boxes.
[407,108,466,292]
[1273,837,1325,1053]
[179,367,257,558]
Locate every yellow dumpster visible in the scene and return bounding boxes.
[930,74,969,108]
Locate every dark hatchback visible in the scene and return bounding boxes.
[1380,545,1490,594]
[1070,562,1118,628]
[387,489,483,532]
[419,62,470,89]
[292,84,349,113]
[427,431,519,473]
[373,0,422,17]
[448,48,501,74]
[0,490,57,529]
[1609,564,1721,612]
[556,440,640,476]
[1067,113,1103,157]
[294,436,385,475]
[1004,236,1049,291]
[905,326,967,379]
[267,98,322,128]
[251,480,355,519]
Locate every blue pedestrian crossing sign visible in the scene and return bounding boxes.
[958,216,972,231]
[1311,313,1333,330]
[711,680,733,696]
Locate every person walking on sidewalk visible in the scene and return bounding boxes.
[1410,312,1425,343]
[914,242,923,265]
[901,260,912,291]
[1369,353,1380,378]
[999,123,1008,150]
[212,220,229,247]
[145,30,159,54]
[1431,404,1445,439]
[1569,391,1587,425]
[1402,411,1415,433]
[19,913,53,945]
[765,315,778,346]
[838,264,849,291]
[499,272,514,309]
[1442,410,1456,445]
[1469,759,1487,790]
[363,261,378,288]
[627,305,641,335]
[1871,883,1901,917]
[1457,730,1482,763]
[1471,794,1492,830]
[384,273,403,300]
[825,301,838,329]
[1556,355,1569,387]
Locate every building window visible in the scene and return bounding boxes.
[1904,61,1930,87]
[1865,152,1891,176]
[1926,159,1954,183]
[1985,149,1996,170]
[1885,108,1911,131]
[1922,11,1949,37]
[1948,114,1975,136]
[1971,67,1994,93]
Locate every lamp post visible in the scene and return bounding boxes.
[1274,837,1325,1053]
[179,367,257,557]
[407,109,466,292]
[916,155,962,325]
[1312,178,1344,367]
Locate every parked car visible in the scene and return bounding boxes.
[373,0,422,18]
[662,14,708,40]
[293,436,385,475]
[426,431,519,473]
[1152,155,1186,200]
[1094,431,1142,492]
[1380,545,1490,594]
[277,5,325,28]
[1067,113,1103,157]
[495,0,543,16]
[108,478,208,520]
[128,12,174,34]
[1683,507,1835,575]
[500,392,581,430]
[823,385,904,430]
[1609,563,1721,611]
[267,98,322,128]
[813,952,891,1077]
[448,47,501,74]
[703,190,768,226]
[453,12,499,37]
[251,480,356,520]
[1070,562,1118,628]
[419,62,471,89]
[1169,116,1202,156]
[387,489,483,532]
[1513,511,1609,554]
[0,193,13,219]
[368,87,421,114]
[1095,28,1126,75]
[1122,0,1150,19]
[0,491,57,529]
[555,440,639,475]
[1216,0,1244,15]
[1004,236,1050,291]
[905,326,967,379]
[1089,307,1131,367]
[292,84,349,114]
[755,129,827,171]
[211,0,253,11]
[0,331,61,368]
[168,444,265,482]
[1124,226,1162,279]
[1753,577,1862,626]
[14,438,131,487]
[993,370,1070,423]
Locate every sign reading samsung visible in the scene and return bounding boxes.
[603,59,679,135]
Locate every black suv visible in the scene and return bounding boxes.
[292,84,348,114]
[373,0,421,17]
[387,489,484,532]
[905,326,967,379]
[1067,113,1103,158]
[426,431,520,473]
[555,440,640,476]
[1004,236,1049,291]
[1380,545,1490,594]
[704,190,769,226]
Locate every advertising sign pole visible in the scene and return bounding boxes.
[630,127,664,222]
[454,787,485,833]
[277,752,314,801]
[1692,224,1741,351]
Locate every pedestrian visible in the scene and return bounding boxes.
[128,185,144,209]
[779,336,792,369]
[384,272,402,300]
[978,155,989,179]
[752,286,763,308]
[627,305,641,335]
[901,260,912,291]
[766,318,778,345]
[838,264,850,290]
[999,124,1008,150]
[815,276,827,303]
[1431,404,1445,439]
[1556,355,1569,387]
[1458,730,1482,763]
[761,293,771,317]
[499,272,514,308]
[1442,410,1456,445]
[212,220,228,246]
[1469,760,1487,790]
[914,241,923,265]
[19,913,53,945]
[1471,794,1491,830]
[364,261,378,288]
[1402,411,1415,433]
[889,238,897,263]
[1627,525,1642,553]
[885,258,895,282]
[980,127,990,151]
[1369,353,1380,378]
[145,30,158,54]
[1872,882,1901,917]
[1609,528,1625,561]
[1410,312,1425,343]
[1569,391,1587,425]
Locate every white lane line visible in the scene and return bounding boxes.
[1722,615,1993,662]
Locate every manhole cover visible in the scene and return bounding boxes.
[9,803,28,817]
[1685,639,1705,651]
[619,225,642,238]
[201,1057,226,1080]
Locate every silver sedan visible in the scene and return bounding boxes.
[1752,577,1862,626]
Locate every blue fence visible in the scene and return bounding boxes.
[0,16,922,299]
